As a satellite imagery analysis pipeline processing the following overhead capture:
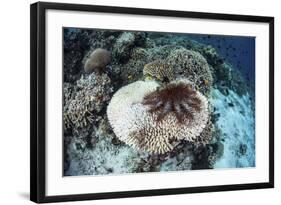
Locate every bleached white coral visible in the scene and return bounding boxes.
[107,79,210,154]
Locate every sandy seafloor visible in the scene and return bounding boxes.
[63,28,255,176]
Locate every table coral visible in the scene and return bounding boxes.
[107,79,210,154]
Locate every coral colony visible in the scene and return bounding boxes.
[107,79,210,154]
[84,48,111,73]
[63,29,255,176]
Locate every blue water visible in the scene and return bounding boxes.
[183,34,256,83]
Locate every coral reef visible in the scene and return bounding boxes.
[107,79,210,154]
[64,73,113,133]
[145,34,251,95]
[211,62,250,96]
[63,29,255,176]
[160,148,193,171]
[65,120,142,175]
[200,45,224,67]
[65,116,196,175]
[115,45,184,86]
[143,60,174,83]
[166,48,213,95]
[64,29,92,82]
[193,116,213,145]
[84,48,111,73]
[115,45,215,88]
[113,32,139,62]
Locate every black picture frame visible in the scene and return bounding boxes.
[30,1,274,203]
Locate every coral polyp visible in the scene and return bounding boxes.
[142,81,202,123]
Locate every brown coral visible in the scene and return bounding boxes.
[142,81,202,124]
[166,48,213,95]
[143,60,174,83]
[84,48,111,73]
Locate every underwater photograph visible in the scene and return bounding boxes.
[63,28,255,176]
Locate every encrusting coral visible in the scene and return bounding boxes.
[84,48,111,73]
[143,60,174,83]
[107,79,210,154]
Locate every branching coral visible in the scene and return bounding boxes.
[107,79,210,154]
[64,73,113,133]
[143,60,174,83]
[84,48,111,73]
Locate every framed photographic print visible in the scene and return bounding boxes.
[30,1,274,203]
